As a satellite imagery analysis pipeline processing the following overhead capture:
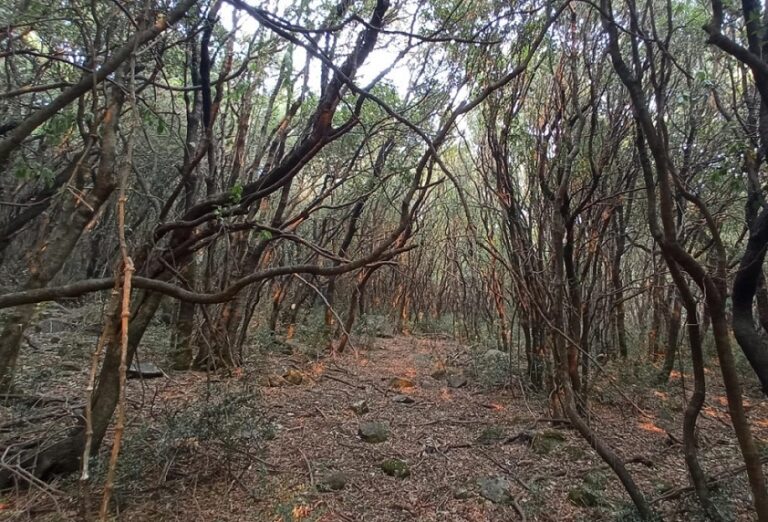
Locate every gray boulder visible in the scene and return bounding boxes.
[477,476,513,504]
[127,361,165,379]
[358,421,389,443]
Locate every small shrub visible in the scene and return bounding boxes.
[412,315,455,336]
[293,311,332,358]
[357,314,394,338]
[103,381,272,488]
[470,347,511,389]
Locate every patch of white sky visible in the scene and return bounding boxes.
[221,0,474,129]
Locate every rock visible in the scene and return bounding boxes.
[453,487,472,500]
[531,429,566,455]
[482,349,507,362]
[318,471,349,492]
[567,485,601,507]
[283,369,304,385]
[36,318,70,333]
[476,425,506,445]
[430,363,447,379]
[390,377,415,390]
[653,480,674,494]
[358,421,389,443]
[380,458,410,478]
[446,374,467,388]
[127,361,165,379]
[392,394,415,404]
[350,400,370,415]
[477,476,513,504]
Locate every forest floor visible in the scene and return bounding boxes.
[2,315,767,521]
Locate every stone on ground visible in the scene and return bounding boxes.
[481,349,507,362]
[380,458,410,478]
[476,425,506,445]
[350,399,370,415]
[531,428,566,454]
[358,421,389,443]
[127,361,165,379]
[446,373,468,388]
[430,362,447,379]
[476,476,513,504]
[318,471,349,492]
[36,318,70,333]
[392,394,415,404]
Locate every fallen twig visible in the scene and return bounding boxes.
[650,455,768,504]
[321,373,366,390]
[299,448,315,487]
[511,495,526,521]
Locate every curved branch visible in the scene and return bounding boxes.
[0,244,415,309]
[0,0,198,166]
[733,208,768,395]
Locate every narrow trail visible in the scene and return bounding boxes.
[255,336,584,521]
[8,330,762,521]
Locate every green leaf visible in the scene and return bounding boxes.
[230,183,243,203]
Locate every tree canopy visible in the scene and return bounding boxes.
[3,0,768,519]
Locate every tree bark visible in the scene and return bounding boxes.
[732,208,768,394]
[0,83,124,393]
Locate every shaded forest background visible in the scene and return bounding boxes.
[2,0,768,519]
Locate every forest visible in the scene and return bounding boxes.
[2,0,768,519]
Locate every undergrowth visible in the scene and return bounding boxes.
[93,381,273,491]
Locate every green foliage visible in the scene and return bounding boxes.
[476,425,506,445]
[100,382,272,487]
[292,310,331,358]
[230,183,244,203]
[469,345,512,390]
[412,314,455,336]
[41,111,75,142]
[356,313,394,338]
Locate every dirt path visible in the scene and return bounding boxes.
[8,333,762,521]
[253,336,593,522]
